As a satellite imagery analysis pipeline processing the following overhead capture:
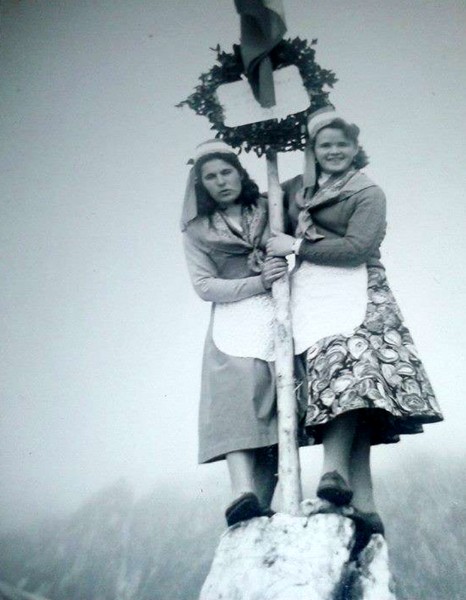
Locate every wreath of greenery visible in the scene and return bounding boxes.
[177,37,337,156]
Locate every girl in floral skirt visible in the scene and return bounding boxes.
[267,107,443,539]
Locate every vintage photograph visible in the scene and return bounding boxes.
[1,1,465,598]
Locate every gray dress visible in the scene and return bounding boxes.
[183,199,279,464]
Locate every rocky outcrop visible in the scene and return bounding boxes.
[343,536,394,600]
[200,501,396,600]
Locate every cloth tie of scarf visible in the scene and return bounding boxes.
[216,201,268,274]
[295,168,357,241]
[247,246,266,274]
[242,202,267,274]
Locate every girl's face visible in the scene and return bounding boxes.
[314,127,358,175]
[200,158,242,207]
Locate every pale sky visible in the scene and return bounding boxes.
[1,0,465,529]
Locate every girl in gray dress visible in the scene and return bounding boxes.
[182,140,291,526]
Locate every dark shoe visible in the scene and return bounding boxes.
[261,507,276,518]
[351,509,385,535]
[317,471,353,506]
[225,492,262,527]
[350,509,385,556]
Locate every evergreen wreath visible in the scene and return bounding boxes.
[177,37,337,156]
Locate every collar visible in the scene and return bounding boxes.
[303,170,377,212]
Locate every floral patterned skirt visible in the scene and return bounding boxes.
[303,267,443,444]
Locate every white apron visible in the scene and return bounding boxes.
[290,261,368,354]
[212,262,368,361]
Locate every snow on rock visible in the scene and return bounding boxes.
[200,512,353,600]
[199,509,396,600]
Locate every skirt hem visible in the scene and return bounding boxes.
[303,266,443,445]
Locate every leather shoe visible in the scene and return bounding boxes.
[317,471,353,506]
[350,509,385,556]
[225,492,262,527]
[351,509,385,535]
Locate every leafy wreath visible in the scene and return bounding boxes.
[177,37,337,156]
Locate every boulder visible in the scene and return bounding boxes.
[200,502,396,600]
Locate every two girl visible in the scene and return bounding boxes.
[182,115,443,531]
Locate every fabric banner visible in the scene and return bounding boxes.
[234,0,287,108]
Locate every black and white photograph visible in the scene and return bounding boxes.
[1,1,465,599]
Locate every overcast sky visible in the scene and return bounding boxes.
[1,0,465,529]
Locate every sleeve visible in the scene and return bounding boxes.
[183,233,266,303]
[297,187,387,267]
[281,175,303,235]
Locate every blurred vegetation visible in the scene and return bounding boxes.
[0,455,464,600]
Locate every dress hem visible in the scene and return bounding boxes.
[199,433,279,464]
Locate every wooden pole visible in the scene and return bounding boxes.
[266,150,302,515]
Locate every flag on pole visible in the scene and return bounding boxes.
[234,0,287,108]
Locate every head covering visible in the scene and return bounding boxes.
[296,107,362,242]
[180,140,237,231]
[193,139,237,162]
[302,106,342,189]
[306,106,342,140]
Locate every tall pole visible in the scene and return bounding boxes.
[266,150,302,515]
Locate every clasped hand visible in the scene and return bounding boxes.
[266,232,296,257]
[261,256,288,289]
[261,233,297,289]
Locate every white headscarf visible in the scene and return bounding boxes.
[180,140,238,231]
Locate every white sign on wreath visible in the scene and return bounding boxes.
[216,66,310,127]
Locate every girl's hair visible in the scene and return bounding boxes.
[314,118,369,170]
[194,152,260,218]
